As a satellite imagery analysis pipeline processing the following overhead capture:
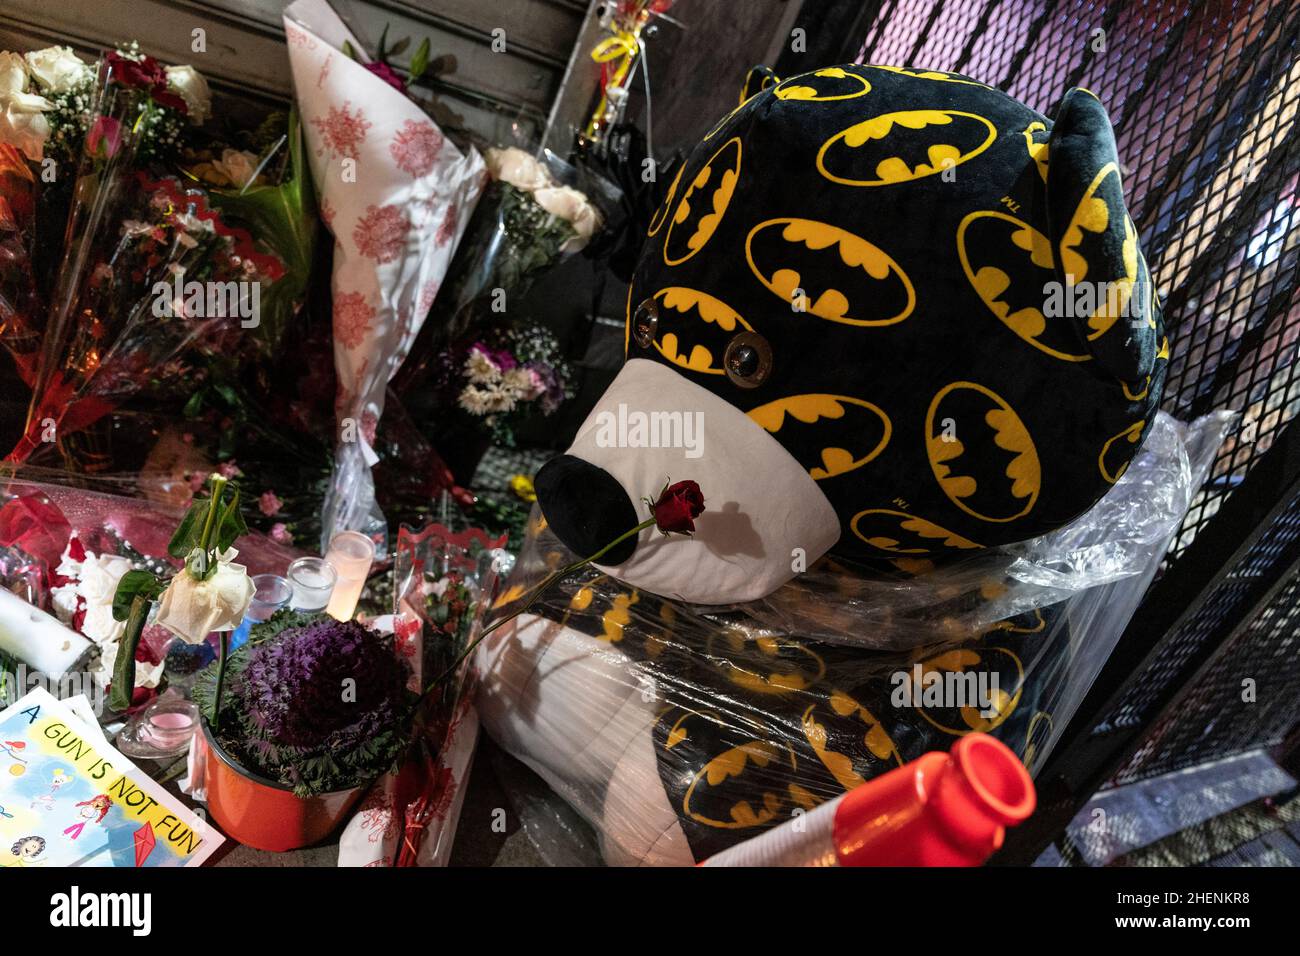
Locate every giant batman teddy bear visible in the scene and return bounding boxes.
[476,64,1170,865]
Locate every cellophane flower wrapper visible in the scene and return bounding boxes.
[7,58,300,466]
[283,0,487,550]
[0,142,41,382]
[337,521,505,866]
[395,149,617,398]
[474,411,1232,865]
[0,468,302,696]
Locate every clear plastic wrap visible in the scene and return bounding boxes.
[476,411,1233,866]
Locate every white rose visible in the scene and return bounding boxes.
[532,184,585,222]
[211,148,260,188]
[24,46,90,94]
[166,64,211,125]
[0,51,28,97]
[73,553,132,644]
[81,601,126,645]
[486,146,551,192]
[154,549,253,643]
[0,52,51,162]
[561,197,601,253]
[78,553,132,606]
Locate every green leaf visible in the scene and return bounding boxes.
[109,596,150,713]
[389,35,410,56]
[410,37,430,81]
[378,24,390,58]
[183,391,205,418]
[216,485,248,552]
[112,570,163,622]
[167,499,209,558]
[342,39,357,60]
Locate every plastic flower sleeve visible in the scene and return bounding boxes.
[336,520,506,867]
[475,411,1230,865]
[283,0,487,550]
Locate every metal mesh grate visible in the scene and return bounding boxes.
[852,0,1300,780]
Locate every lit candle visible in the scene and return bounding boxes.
[287,557,338,614]
[324,531,376,621]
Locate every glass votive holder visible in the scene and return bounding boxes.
[116,693,199,760]
[287,557,337,614]
[230,573,293,650]
[325,530,376,622]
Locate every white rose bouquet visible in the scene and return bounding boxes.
[393,146,607,399]
[109,475,252,719]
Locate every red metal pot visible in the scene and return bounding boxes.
[201,720,366,852]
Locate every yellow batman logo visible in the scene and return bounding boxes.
[868,65,990,87]
[926,382,1041,523]
[773,66,871,102]
[817,109,997,187]
[647,287,752,375]
[681,736,797,829]
[849,508,981,554]
[913,646,1024,735]
[1059,162,1138,340]
[655,287,751,332]
[1023,121,1049,182]
[646,163,683,237]
[706,628,827,695]
[958,209,1090,362]
[748,394,891,480]
[745,217,915,326]
[663,136,741,266]
[1100,420,1144,483]
[802,698,901,792]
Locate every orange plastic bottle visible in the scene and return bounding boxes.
[833,733,1036,866]
[702,733,1035,867]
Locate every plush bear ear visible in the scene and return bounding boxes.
[1045,88,1160,384]
[740,65,779,104]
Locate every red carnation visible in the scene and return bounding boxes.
[650,480,705,535]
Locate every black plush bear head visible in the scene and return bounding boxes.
[536,64,1168,604]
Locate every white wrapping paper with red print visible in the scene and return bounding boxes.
[283,0,486,547]
[337,702,479,867]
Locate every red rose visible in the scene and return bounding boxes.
[364,60,408,94]
[651,480,705,535]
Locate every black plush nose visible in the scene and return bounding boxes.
[535,454,639,565]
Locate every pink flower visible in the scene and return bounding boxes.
[87,116,123,160]
[352,204,410,263]
[334,291,376,349]
[390,119,442,177]
[311,101,371,160]
[187,471,210,493]
[364,60,407,94]
[217,461,242,478]
[258,491,283,517]
[269,523,293,545]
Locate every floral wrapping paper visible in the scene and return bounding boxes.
[336,702,478,867]
[283,0,486,548]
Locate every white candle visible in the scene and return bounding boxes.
[288,557,337,613]
[324,531,375,622]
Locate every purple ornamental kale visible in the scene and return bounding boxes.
[237,618,409,750]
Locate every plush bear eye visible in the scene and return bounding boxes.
[724,331,772,388]
[632,298,658,348]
